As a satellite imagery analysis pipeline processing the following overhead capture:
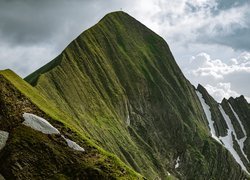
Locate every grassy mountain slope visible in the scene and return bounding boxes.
[0,69,143,179]
[25,11,248,179]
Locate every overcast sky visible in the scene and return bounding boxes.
[0,0,249,102]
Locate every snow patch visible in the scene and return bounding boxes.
[0,130,9,150]
[196,91,222,144]
[219,105,249,174]
[175,156,180,169]
[126,114,130,126]
[22,113,60,134]
[229,103,249,162]
[62,135,85,152]
[22,113,85,152]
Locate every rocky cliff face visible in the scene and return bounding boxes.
[197,84,250,175]
[24,11,249,179]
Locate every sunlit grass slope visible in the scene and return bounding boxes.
[0,69,143,179]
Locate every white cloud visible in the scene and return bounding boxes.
[235,52,250,65]
[183,52,250,102]
[205,83,240,102]
[132,0,249,44]
[188,52,250,79]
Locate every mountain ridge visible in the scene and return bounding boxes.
[197,83,250,175]
[24,11,249,179]
[0,11,249,179]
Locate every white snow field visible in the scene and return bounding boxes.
[219,105,249,174]
[229,103,249,162]
[196,91,221,144]
[196,91,249,174]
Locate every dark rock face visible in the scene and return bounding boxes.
[25,11,249,179]
[197,84,250,176]
[197,84,228,137]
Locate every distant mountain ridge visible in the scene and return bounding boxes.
[197,84,250,175]
[0,11,249,179]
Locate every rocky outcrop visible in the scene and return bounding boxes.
[197,84,250,176]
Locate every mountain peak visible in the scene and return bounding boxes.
[197,84,205,91]
[25,11,171,85]
[23,11,250,179]
[99,11,130,20]
[99,11,139,24]
[96,11,158,37]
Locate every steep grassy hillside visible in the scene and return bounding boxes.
[0,70,143,179]
[26,11,248,179]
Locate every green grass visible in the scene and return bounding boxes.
[0,69,143,179]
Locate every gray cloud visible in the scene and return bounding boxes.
[217,0,247,10]
[0,0,132,76]
[196,14,250,51]
[209,27,250,51]
[0,0,129,47]
[182,52,250,102]
[0,1,57,45]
